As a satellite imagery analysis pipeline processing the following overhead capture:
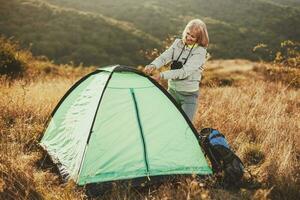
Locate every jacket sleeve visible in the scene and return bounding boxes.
[150,40,178,69]
[160,48,206,80]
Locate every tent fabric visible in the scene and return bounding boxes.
[40,65,212,185]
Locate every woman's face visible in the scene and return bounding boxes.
[185,29,198,45]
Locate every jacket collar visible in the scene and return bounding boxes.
[176,39,205,53]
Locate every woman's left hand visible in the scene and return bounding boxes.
[151,74,161,81]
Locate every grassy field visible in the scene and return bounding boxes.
[0,55,299,199]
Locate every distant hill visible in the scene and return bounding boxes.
[0,0,299,66]
[0,0,159,66]
[45,0,300,58]
[267,0,300,8]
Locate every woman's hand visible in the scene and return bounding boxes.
[151,74,161,81]
[144,65,156,75]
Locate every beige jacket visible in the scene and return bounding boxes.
[150,39,207,92]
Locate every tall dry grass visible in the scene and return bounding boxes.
[0,76,88,199]
[0,62,299,199]
[195,79,299,199]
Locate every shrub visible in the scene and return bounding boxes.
[274,40,300,68]
[0,36,28,77]
[253,40,300,68]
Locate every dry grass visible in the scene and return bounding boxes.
[194,79,300,199]
[0,75,88,200]
[0,60,299,200]
[253,63,300,89]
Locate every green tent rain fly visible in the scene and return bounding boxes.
[40,65,212,185]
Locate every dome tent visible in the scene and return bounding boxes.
[40,65,212,186]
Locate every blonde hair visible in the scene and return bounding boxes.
[182,19,209,47]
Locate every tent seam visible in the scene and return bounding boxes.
[76,71,114,184]
[130,88,150,174]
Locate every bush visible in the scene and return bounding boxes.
[253,40,300,68]
[274,40,300,68]
[0,36,26,77]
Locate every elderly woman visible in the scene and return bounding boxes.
[145,19,209,121]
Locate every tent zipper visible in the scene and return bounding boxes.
[130,88,150,174]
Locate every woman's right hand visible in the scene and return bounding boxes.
[144,65,156,75]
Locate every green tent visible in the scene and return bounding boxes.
[40,65,212,185]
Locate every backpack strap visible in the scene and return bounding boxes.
[210,133,225,140]
[223,152,234,163]
[207,145,223,173]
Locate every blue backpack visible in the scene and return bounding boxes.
[198,128,244,186]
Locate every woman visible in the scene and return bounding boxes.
[144,19,209,121]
